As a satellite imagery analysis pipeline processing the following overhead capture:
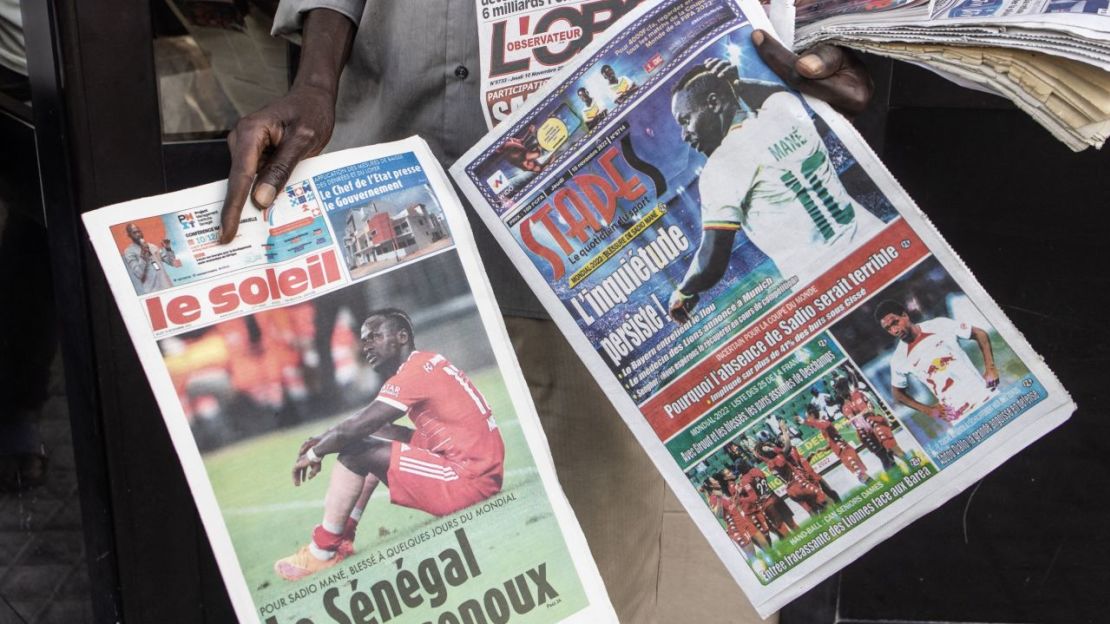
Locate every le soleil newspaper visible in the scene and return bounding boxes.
[82,138,617,624]
[452,0,1075,615]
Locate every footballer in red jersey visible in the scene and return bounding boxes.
[736,459,797,537]
[275,309,505,581]
[720,468,772,550]
[702,474,766,565]
[835,376,914,472]
[798,403,871,484]
[754,418,829,517]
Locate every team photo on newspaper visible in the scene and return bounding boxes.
[81,0,1075,622]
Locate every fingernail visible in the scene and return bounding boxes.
[255,183,276,207]
[799,55,825,75]
[752,30,765,46]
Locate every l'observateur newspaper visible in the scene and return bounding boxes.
[477,0,647,128]
[454,0,1074,616]
[83,139,617,624]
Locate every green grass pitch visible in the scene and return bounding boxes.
[203,367,590,623]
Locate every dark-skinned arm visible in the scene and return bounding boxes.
[292,400,405,485]
[315,400,405,457]
[668,229,736,323]
[891,386,942,420]
[970,326,1000,388]
[219,9,355,243]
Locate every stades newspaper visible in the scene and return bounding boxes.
[452,0,1075,615]
[82,138,617,624]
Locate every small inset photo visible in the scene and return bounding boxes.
[317,152,454,281]
[828,257,1045,462]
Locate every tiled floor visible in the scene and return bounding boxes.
[0,370,94,623]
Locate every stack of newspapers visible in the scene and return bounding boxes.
[790,0,1110,150]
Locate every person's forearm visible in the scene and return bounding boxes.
[312,400,402,457]
[972,327,996,370]
[892,386,933,415]
[294,9,356,97]
[312,406,375,457]
[129,254,151,281]
[679,229,735,294]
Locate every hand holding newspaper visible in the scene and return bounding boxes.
[451,0,1074,615]
[83,138,617,624]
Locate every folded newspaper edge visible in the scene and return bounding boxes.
[82,137,618,624]
[450,0,1075,616]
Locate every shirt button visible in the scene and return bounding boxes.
[454,65,469,80]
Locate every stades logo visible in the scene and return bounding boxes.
[488,0,644,77]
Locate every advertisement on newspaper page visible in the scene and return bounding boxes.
[83,138,616,624]
[452,0,1075,614]
[476,0,647,128]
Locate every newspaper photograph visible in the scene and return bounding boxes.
[795,0,929,26]
[83,138,617,624]
[451,0,1075,615]
[476,0,646,128]
[930,0,1109,20]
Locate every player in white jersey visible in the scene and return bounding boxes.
[666,63,884,322]
[809,386,842,421]
[875,300,1000,423]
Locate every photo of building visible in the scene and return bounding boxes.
[332,187,453,280]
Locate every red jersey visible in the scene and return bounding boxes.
[741,468,774,502]
[841,390,875,428]
[804,415,846,448]
[709,492,756,545]
[376,351,504,479]
[757,447,798,483]
[727,480,758,510]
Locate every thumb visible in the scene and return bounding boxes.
[795,44,847,80]
[751,29,800,84]
[253,128,316,209]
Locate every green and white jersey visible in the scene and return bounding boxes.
[699,92,884,287]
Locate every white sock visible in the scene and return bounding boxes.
[350,507,364,522]
[309,542,336,561]
[322,520,345,534]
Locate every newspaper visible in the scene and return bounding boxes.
[796,0,930,26]
[785,0,1110,150]
[82,138,617,624]
[451,0,1075,615]
[928,0,1110,22]
[475,0,647,128]
[842,40,1110,150]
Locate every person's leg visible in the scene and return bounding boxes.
[0,207,55,491]
[505,316,665,624]
[274,439,391,580]
[338,424,411,553]
[312,460,376,558]
[337,470,381,552]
